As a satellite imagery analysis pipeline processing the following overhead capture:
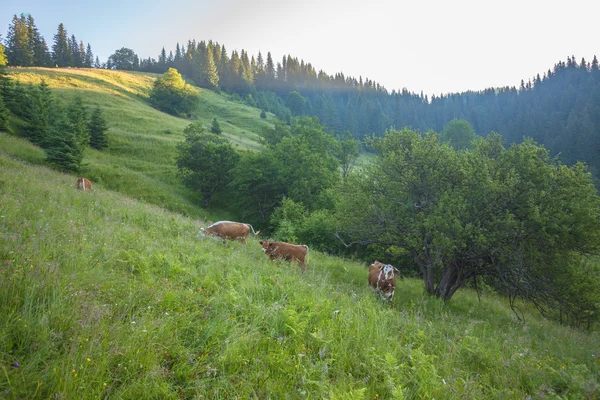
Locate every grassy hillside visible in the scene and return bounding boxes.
[5,67,275,218]
[1,149,599,399]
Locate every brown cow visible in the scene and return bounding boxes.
[199,221,259,246]
[259,240,309,273]
[76,177,92,191]
[368,261,400,302]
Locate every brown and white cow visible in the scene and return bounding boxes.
[368,261,400,302]
[259,240,309,273]
[76,177,92,191]
[199,221,260,246]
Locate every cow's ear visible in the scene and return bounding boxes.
[394,267,401,276]
[259,241,264,245]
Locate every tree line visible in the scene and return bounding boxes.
[3,14,99,68]
[4,14,600,183]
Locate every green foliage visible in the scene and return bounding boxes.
[176,122,240,207]
[0,39,7,67]
[286,91,306,116]
[21,80,54,146]
[441,118,477,150]
[336,128,600,322]
[334,131,360,180]
[150,68,200,116]
[210,117,221,135]
[88,107,109,150]
[0,96,8,131]
[260,109,267,119]
[107,47,138,70]
[231,118,340,226]
[44,96,88,172]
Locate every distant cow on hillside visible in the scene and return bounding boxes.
[368,261,400,303]
[76,177,92,191]
[199,221,260,246]
[259,240,309,273]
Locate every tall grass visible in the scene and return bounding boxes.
[1,151,598,399]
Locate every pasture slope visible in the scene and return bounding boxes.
[5,67,274,219]
[1,146,599,398]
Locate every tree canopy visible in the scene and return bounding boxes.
[149,68,200,116]
[334,128,600,324]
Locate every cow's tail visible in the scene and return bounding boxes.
[246,224,261,236]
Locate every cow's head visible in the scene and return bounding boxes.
[259,240,272,253]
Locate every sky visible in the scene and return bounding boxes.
[1,0,598,96]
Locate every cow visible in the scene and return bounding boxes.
[368,261,400,303]
[199,221,260,247]
[76,177,92,191]
[259,240,309,273]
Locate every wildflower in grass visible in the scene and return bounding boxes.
[87,358,91,362]
[12,362,19,367]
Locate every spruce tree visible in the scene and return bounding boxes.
[23,80,54,146]
[27,15,50,67]
[88,107,109,149]
[52,23,70,67]
[85,43,93,67]
[6,14,33,66]
[69,35,81,67]
[210,117,222,134]
[45,96,88,171]
[202,43,219,89]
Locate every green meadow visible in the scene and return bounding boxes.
[0,68,599,399]
[6,67,273,218]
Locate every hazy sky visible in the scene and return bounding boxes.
[1,0,597,96]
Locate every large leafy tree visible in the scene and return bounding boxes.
[149,68,199,115]
[336,128,600,314]
[176,123,240,207]
[230,118,339,224]
[106,48,138,70]
[441,118,477,150]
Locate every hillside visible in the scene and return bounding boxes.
[1,143,599,398]
[4,67,275,218]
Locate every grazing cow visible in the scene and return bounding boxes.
[76,177,92,191]
[259,240,309,273]
[199,221,260,246]
[368,261,400,302]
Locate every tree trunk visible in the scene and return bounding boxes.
[434,263,464,301]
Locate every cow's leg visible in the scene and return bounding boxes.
[299,260,306,274]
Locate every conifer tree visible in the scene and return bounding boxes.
[23,80,54,146]
[85,43,93,67]
[69,35,81,67]
[45,96,89,171]
[202,42,219,89]
[26,15,50,67]
[6,14,33,66]
[88,107,109,149]
[79,41,86,67]
[592,55,599,71]
[210,117,222,134]
[52,23,70,67]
